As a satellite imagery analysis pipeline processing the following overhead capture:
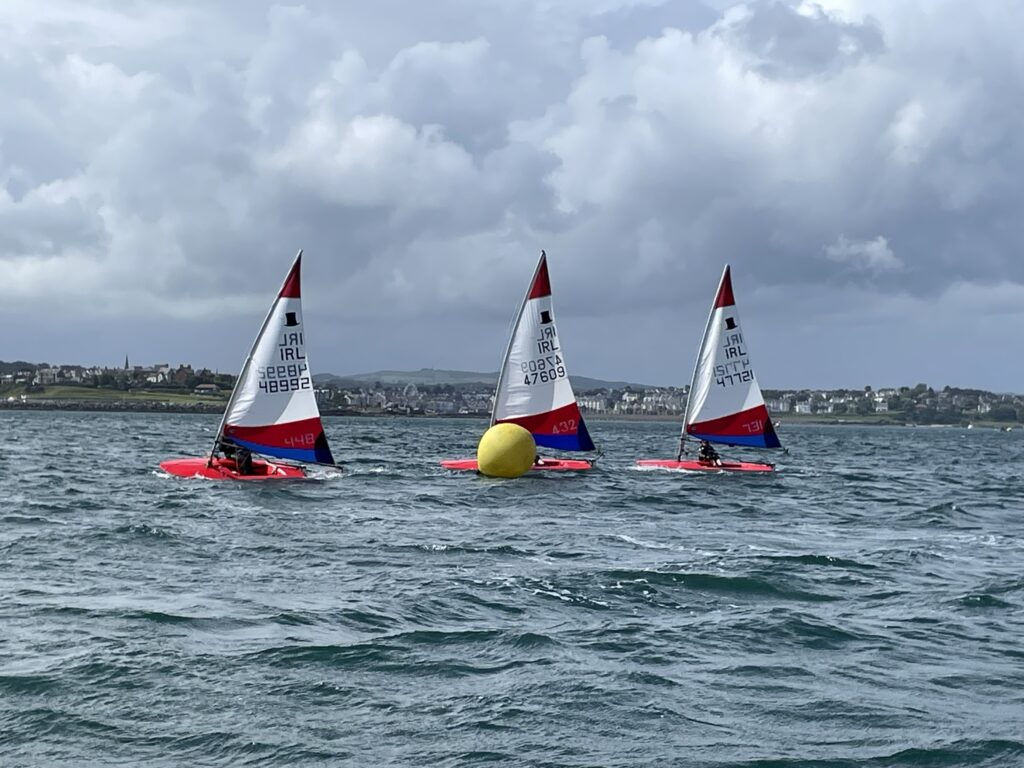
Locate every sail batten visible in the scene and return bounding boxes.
[491,251,595,453]
[214,251,335,465]
[684,265,780,450]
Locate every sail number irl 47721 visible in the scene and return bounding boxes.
[715,332,752,388]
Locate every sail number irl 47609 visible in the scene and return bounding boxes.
[521,356,566,386]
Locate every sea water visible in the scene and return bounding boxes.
[1,411,1022,766]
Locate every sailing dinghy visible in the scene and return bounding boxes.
[441,251,597,472]
[636,264,780,473]
[160,251,336,480]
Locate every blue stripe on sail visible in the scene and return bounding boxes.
[534,433,583,450]
[535,432,591,452]
[689,431,780,449]
[230,437,332,464]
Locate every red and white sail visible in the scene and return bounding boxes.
[684,265,780,449]
[216,251,335,464]
[491,252,595,452]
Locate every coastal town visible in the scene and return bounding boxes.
[1,359,1022,426]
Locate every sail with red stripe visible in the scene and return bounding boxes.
[683,265,781,449]
[215,251,335,464]
[491,251,595,452]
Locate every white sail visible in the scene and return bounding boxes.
[491,251,595,452]
[684,265,780,449]
[216,251,335,464]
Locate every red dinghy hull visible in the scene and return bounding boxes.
[160,457,306,480]
[636,459,775,473]
[441,458,594,472]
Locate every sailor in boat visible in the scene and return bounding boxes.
[697,440,723,467]
[219,440,255,475]
[234,445,254,474]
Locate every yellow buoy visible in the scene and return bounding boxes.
[477,423,536,478]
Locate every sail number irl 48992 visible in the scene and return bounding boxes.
[258,362,312,393]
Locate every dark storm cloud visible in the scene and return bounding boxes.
[1,0,1022,389]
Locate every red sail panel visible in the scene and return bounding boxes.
[224,416,334,463]
[527,252,551,299]
[686,404,779,448]
[279,253,302,298]
[713,265,735,308]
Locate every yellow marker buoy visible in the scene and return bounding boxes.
[477,423,536,478]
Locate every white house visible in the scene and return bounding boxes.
[578,396,607,413]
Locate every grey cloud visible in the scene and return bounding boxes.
[0,189,106,257]
[719,1,885,79]
[0,0,1022,390]
[824,235,901,272]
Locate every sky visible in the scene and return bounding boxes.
[2,0,1023,391]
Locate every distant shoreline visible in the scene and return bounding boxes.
[1,399,1017,430]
